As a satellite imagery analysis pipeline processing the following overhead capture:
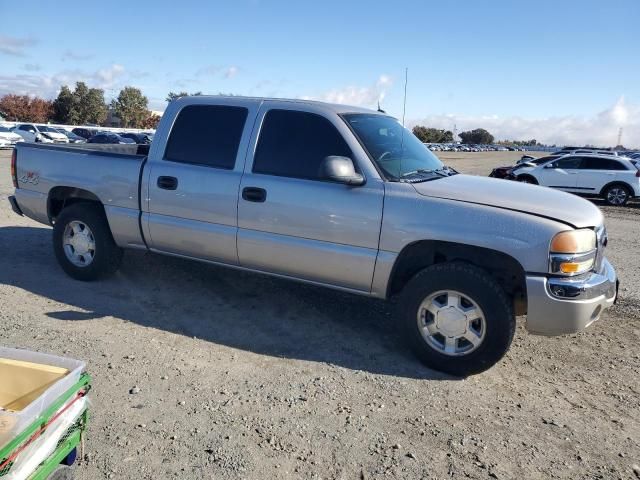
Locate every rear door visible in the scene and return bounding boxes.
[237,105,384,292]
[537,156,583,191]
[144,101,257,264]
[576,157,627,194]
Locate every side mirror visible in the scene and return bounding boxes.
[544,164,555,169]
[319,156,365,186]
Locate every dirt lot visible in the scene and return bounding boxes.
[0,150,638,479]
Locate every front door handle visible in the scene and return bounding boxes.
[242,187,267,203]
[157,176,178,190]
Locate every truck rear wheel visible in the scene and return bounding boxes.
[53,203,123,281]
[399,262,515,376]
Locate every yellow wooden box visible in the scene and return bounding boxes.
[0,358,69,412]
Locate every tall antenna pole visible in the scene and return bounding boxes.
[401,67,408,127]
[617,127,623,147]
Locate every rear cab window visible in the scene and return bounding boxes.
[164,105,248,169]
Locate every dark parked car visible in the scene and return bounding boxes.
[71,127,98,140]
[118,132,153,144]
[87,132,136,144]
[54,128,86,143]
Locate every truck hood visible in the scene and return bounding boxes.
[411,174,603,228]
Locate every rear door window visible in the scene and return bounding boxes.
[164,105,248,169]
[581,158,628,170]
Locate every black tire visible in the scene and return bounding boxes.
[399,262,515,377]
[48,466,74,480]
[602,183,630,206]
[516,174,538,185]
[53,203,123,281]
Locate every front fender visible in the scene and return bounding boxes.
[380,183,566,274]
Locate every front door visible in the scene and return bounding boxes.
[237,106,384,292]
[537,156,582,191]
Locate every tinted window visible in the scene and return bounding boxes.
[164,105,248,169]
[553,157,582,169]
[19,125,34,132]
[581,158,628,170]
[253,109,352,180]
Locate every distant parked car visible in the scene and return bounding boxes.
[54,128,86,143]
[513,154,640,206]
[118,132,153,144]
[87,132,136,144]
[12,124,69,143]
[0,126,24,147]
[71,127,98,140]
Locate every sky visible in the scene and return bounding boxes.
[0,0,639,146]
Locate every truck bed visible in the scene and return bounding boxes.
[12,142,148,249]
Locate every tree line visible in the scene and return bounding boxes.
[412,126,496,144]
[0,83,163,129]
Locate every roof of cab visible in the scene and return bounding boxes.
[172,95,387,116]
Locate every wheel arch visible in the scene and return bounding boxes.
[600,180,633,197]
[48,186,104,223]
[516,173,538,184]
[387,240,528,315]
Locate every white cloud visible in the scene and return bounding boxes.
[61,50,94,61]
[409,97,640,148]
[0,64,127,98]
[0,35,37,56]
[224,66,239,79]
[196,64,240,79]
[303,75,393,107]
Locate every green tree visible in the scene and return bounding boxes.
[52,86,74,123]
[166,91,202,102]
[53,82,107,125]
[412,126,454,143]
[112,87,149,128]
[81,86,108,125]
[459,128,494,144]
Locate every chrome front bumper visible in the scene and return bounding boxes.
[525,258,618,336]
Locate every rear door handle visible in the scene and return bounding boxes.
[242,187,267,203]
[157,176,178,190]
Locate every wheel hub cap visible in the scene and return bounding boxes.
[417,290,486,356]
[435,306,467,337]
[62,221,96,267]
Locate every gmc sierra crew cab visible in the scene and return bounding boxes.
[8,96,618,375]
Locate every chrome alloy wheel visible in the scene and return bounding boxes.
[606,187,628,205]
[62,220,96,267]
[417,290,486,356]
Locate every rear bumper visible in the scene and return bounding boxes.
[525,258,618,335]
[8,195,23,216]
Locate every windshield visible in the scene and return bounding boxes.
[343,113,444,181]
[39,126,59,133]
[0,126,11,132]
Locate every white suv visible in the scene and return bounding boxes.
[512,154,640,206]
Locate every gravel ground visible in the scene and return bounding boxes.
[0,149,638,479]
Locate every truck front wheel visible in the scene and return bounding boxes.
[53,203,123,281]
[399,263,515,376]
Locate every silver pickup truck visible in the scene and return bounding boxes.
[8,96,618,376]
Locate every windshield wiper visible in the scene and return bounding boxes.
[398,169,448,183]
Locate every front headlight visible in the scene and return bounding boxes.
[549,229,597,276]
